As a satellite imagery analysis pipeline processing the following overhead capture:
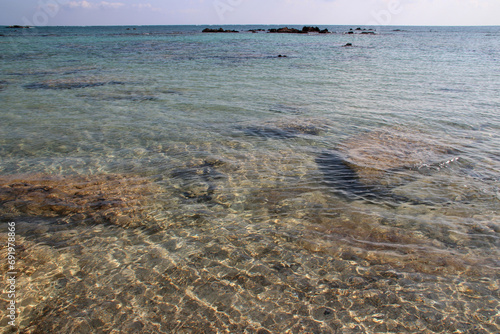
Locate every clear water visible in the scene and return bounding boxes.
[0,25,499,333]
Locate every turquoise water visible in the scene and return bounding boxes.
[0,25,499,333]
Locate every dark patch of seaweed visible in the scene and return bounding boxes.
[23,80,126,90]
[315,151,423,206]
[238,126,298,139]
[237,124,321,140]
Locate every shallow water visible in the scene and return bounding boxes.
[0,25,499,333]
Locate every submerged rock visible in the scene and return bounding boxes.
[0,174,163,227]
[338,127,457,186]
[238,126,299,139]
[316,127,463,205]
[171,158,228,204]
[237,120,323,140]
[24,79,126,90]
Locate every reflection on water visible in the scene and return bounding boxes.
[0,25,499,333]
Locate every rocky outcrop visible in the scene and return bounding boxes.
[268,26,330,34]
[7,25,31,29]
[202,28,239,33]
[268,27,302,34]
[345,27,376,35]
[248,29,266,33]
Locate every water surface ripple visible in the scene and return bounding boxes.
[0,25,499,333]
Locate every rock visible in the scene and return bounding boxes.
[343,43,353,47]
[0,174,163,228]
[277,54,287,58]
[171,159,227,203]
[269,27,303,34]
[346,28,376,35]
[302,26,320,33]
[24,79,126,90]
[338,127,456,185]
[268,26,329,34]
[7,25,31,29]
[202,28,239,33]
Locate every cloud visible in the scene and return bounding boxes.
[132,3,163,12]
[66,0,92,9]
[100,1,125,9]
[64,1,125,10]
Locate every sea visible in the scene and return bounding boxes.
[0,25,499,333]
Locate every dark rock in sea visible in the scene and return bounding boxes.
[7,25,31,29]
[277,54,287,58]
[202,28,239,33]
[268,27,303,34]
[269,26,329,34]
[343,43,353,47]
[346,28,376,35]
[302,26,321,33]
[249,29,266,33]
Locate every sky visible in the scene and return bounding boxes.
[1,0,499,27]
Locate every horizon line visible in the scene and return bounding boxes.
[3,24,500,28]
